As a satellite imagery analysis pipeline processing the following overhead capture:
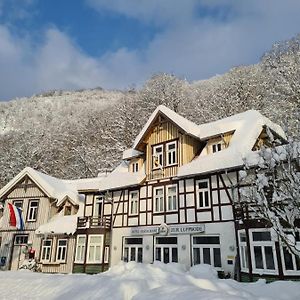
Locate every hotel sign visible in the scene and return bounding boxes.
[131,224,205,236]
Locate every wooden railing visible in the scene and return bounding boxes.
[77,216,111,229]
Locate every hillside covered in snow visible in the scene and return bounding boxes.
[0,35,299,186]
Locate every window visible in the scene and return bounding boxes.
[132,162,139,173]
[94,195,104,216]
[250,230,276,273]
[196,180,210,209]
[282,247,300,273]
[13,200,23,209]
[155,237,178,263]
[75,235,86,263]
[129,191,139,215]
[280,233,300,273]
[14,235,28,245]
[239,231,249,271]
[154,187,164,212]
[41,239,52,262]
[212,143,222,153]
[64,206,72,216]
[123,237,143,263]
[193,236,221,268]
[27,200,38,221]
[166,141,177,165]
[166,185,177,211]
[56,239,67,262]
[153,145,164,169]
[87,235,103,263]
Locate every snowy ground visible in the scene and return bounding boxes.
[0,262,299,300]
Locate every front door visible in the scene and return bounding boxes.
[10,235,28,270]
[155,237,178,263]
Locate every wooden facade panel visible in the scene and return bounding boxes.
[1,196,51,230]
[39,236,75,274]
[143,117,200,181]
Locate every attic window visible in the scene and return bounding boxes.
[212,143,222,153]
[64,206,72,216]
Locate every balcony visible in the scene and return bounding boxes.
[77,216,111,229]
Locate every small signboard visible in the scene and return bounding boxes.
[131,224,205,236]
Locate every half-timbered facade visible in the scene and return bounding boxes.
[74,105,288,279]
[0,167,83,273]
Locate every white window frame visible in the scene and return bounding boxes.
[238,230,249,272]
[94,195,104,217]
[196,179,211,209]
[249,229,278,274]
[153,144,164,169]
[166,141,177,166]
[212,142,222,153]
[192,235,222,269]
[153,187,164,213]
[132,162,139,173]
[56,239,67,262]
[27,199,39,221]
[279,232,300,275]
[87,235,103,263]
[41,239,52,262]
[166,184,177,212]
[129,191,139,215]
[13,200,23,209]
[75,235,86,263]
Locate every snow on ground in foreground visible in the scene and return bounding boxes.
[0,262,299,300]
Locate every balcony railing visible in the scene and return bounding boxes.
[77,216,111,229]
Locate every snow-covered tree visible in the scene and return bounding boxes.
[240,136,300,256]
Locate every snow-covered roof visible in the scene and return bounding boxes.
[35,215,78,235]
[0,167,82,206]
[133,105,200,149]
[35,201,84,235]
[97,161,146,192]
[122,148,143,160]
[178,110,286,177]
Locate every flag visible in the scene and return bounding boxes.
[8,203,25,230]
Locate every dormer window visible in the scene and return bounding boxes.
[212,143,222,153]
[153,145,164,169]
[166,141,177,166]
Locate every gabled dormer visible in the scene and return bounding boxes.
[123,105,203,181]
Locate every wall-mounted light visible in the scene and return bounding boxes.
[229,245,235,252]
[182,245,186,250]
[113,246,117,251]
[146,245,150,250]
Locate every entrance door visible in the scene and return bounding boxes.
[10,235,28,270]
[155,237,178,263]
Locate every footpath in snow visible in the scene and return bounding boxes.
[0,262,299,300]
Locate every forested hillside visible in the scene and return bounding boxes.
[0,35,299,186]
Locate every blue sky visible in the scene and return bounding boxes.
[0,0,300,101]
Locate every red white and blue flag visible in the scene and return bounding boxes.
[8,203,25,230]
